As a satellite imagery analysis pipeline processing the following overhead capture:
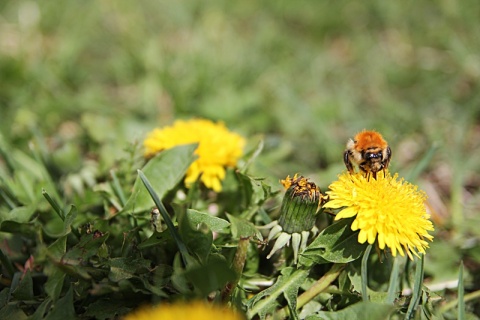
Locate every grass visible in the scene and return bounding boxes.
[1,0,480,318]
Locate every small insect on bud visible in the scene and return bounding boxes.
[150,208,163,233]
[266,174,326,264]
[278,174,322,233]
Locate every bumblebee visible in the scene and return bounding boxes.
[344,130,391,177]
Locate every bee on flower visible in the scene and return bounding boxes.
[328,130,434,259]
[344,130,391,178]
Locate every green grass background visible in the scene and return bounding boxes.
[1,0,480,316]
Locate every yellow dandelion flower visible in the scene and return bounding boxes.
[323,170,434,259]
[123,300,244,320]
[144,119,245,192]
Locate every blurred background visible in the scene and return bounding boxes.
[1,0,480,305]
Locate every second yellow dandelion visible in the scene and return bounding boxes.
[144,119,245,192]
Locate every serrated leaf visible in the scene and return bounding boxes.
[121,144,197,215]
[186,209,230,233]
[299,218,367,267]
[247,267,308,319]
[306,301,394,320]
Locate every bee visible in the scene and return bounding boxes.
[344,130,391,178]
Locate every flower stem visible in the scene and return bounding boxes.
[275,263,345,319]
[221,237,250,302]
[362,244,373,301]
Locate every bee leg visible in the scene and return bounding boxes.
[344,151,354,173]
[383,146,392,169]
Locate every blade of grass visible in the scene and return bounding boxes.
[458,260,465,320]
[405,144,438,182]
[405,254,424,320]
[361,244,372,301]
[240,139,264,174]
[138,169,189,266]
[42,189,64,221]
[0,187,16,210]
[110,170,127,206]
[439,290,480,314]
[386,256,401,304]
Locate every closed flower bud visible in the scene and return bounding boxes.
[279,175,321,233]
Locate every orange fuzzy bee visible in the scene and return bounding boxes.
[344,130,392,178]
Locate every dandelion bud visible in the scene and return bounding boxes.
[266,174,324,263]
[278,175,321,233]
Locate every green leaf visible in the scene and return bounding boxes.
[47,236,67,261]
[183,254,236,297]
[0,304,27,320]
[0,221,35,235]
[247,267,309,319]
[30,297,52,320]
[186,209,230,233]
[137,230,171,249]
[179,210,213,263]
[108,257,151,282]
[45,287,75,320]
[0,288,9,308]
[11,270,34,301]
[62,205,77,236]
[227,213,263,240]
[121,144,197,215]
[299,218,367,267]
[62,233,110,265]
[306,301,394,320]
[0,205,36,224]
[45,268,66,302]
[83,299,131,320]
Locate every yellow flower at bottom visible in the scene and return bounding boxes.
[144,119,245,192]
[123,301,244,320]
[324,170,434,259]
